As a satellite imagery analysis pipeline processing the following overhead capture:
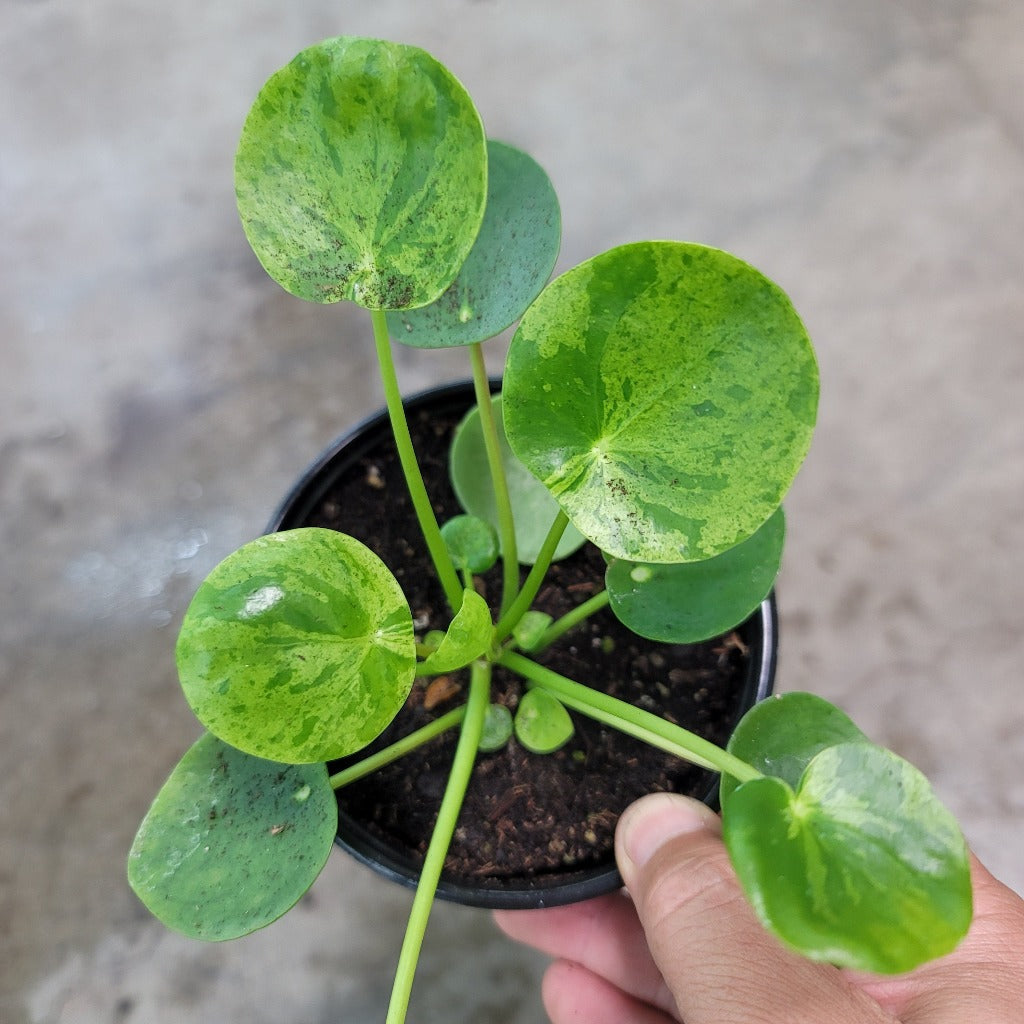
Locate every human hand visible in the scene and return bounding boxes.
[494,792,1024,1023]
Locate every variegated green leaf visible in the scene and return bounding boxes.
[723,742,972,974]
[417,589,492,674]
[503,242,818,562]
[176,528,415,763]
[235,36,486,309]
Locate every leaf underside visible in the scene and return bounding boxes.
[389,138,561,346]
[128,733,337,941]
[606,506,784,643]
[451,395,586,564]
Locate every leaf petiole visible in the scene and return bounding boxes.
[371,308,463,611]
[386,660,490,1024]
[533,589,612,652]
[493,509,569,644]
[328,707,467,790]
[469,344,520,616]
[499,650,762,784]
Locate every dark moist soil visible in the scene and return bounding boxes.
[301,398,754,885]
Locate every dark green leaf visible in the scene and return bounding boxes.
[127,733,337,941]
[176,528,415,763]
[721,691,870,804]
[607,507,784,643]
[388,139,561,345]
[235,36,486,309]
[722,743,972,973]
[503,242,818,562]
[450,395,586,563]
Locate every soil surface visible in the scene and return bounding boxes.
[293,391,759,891]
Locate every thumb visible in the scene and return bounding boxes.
[615,792,891,1024]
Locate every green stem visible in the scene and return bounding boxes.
[469,344,519,616]
[385,660,490,1024]
[493,509,569,644]
[535,589,612,651]
[328,707,466,790]
[499,651,762,784]
[370,308,462,611]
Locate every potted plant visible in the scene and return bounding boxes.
[127,35,972,1024]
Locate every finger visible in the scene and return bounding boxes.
[494,893,674,1013]
[848,855,1024,1023]
[542,958,677,1024]
[616,792,894,1024]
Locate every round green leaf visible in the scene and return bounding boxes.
[503,241,818,562]
[127,733,337,941]
[388,139,561,346]
[514,688,574,754]
[417,588,492,674]
[512,610,553,652]
[176,528,416,763]
[721,691,870,805]
[450,395,586,563]
[235,36,486,309]
[479,703,514,752]
[722,743,972,973]
[440,514,499,574]
[607,506,785,644]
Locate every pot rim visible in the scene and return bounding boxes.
[266,379,778,910]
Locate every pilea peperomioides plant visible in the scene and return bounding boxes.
[128,35,973,1023]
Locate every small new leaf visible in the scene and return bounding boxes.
[478,703,514,752]
[441,514,499,574]
[417,589,492,674]
[514,688,574,754]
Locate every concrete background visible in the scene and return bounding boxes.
[3,1,1023,1021]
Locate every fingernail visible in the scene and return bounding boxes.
[617,793,718,871]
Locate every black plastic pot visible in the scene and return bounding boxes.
[267,380,777,910]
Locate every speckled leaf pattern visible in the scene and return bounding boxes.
[451,395,586,564]
[176,528,415,763]
[127,733,337,941]
[417,589,492,674]
[388,139,561,345]
[503,242,819,562]
[606,506,784,643]
[722,742,972,974]
[235,36,487,309]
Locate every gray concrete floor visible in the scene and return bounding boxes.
[4,2,1023,1022]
